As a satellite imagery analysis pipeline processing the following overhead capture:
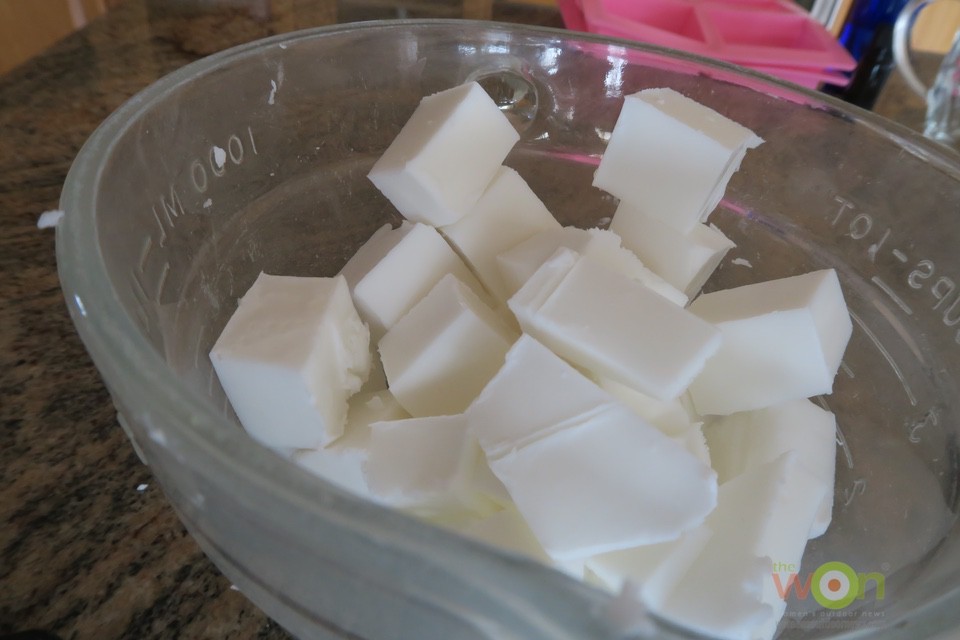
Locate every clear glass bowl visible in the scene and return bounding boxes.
[56,20,960,640]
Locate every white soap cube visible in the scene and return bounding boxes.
[509,249,721,401]
[210,273,371,449]
[293,389,409,499]
[339,221,487,339]
[593,88,763,233]
[488,403,717,560]
[611,202,736,298]
[466,334,615,457]
[497,226,687,305]
[379,274,517,417]
[596,376,695,437]
[364,414,484,513]
[583,228,689,306]
[597,376,710,465]
[469,336,715,558]
[705,398,837,538]
[458,506,554,567]
[441,166,561,300]
[360,346,389,393]
[458,506,587,579]
[472,453,513,508]
[660,454,826,640]
[688,269,852,415]
[456,506,591,578]
[676,422,712,468]
[368,81,520,226]
[585,526,713,607]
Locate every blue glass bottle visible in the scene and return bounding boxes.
[828,0,911,108]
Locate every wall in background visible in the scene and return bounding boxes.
[912,1,960,52]
[0,0,124,75]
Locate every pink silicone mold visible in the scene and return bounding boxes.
[558,0,855,88]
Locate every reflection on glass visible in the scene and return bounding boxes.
[604,54,626,97]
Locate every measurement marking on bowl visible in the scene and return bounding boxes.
[134,306,149,332]
[138,236,153,274]
[181,128,259,202]
[873,298,928,366]
[849,310,918,406]
[831,197,914,315]
[154,185,185,226]
[155,262,170,303]
[228,135,245,165]
[830,195,960,345]
[141,126,261,314]
[871,276,913,315]
[194,327,207,369]
[150,206,168,247]
[814,396,856,468]
[866,229,892,261]
[843,478,867,507]
[907,407,940,444]
[840,361,855,378]
[130,274,151,333]
[132,272,148,302]
[835,421,855,469]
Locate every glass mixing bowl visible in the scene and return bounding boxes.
[56,19,960,640]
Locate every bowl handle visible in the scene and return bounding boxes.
[893,0,940,97]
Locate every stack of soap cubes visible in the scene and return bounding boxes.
[210,81,853,640]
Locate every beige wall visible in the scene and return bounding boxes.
[0,0,121,75]
[913,1,960,53]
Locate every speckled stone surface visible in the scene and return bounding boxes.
[0,1,562,639]
[0,0,935,638]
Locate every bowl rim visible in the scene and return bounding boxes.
[55,18,960,639]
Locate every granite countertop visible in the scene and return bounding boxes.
[0,1,939,638]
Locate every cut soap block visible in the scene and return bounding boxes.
[339,221,487,339]
[596,376,697,437]
[468,335,717,560]
[593,88,763,233]
[455,506,587,579]
[364,413,489,515]
[659,454,827,640]
[293,389,409,500]
[466,334,616,457]
[596,376,710,465]
[688,269,852,415]
[368,81,520,226]
[585,526,713,607]
[508,248,721,401]
[487,402,717,560]
[677,422,712,468]
[210,273,371,449]
[441,166,561,301]
[611,202,736,298]
[496,226,686,305]
[705,398,838,538]
[379,273,517,417]
[458,506,553,567]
